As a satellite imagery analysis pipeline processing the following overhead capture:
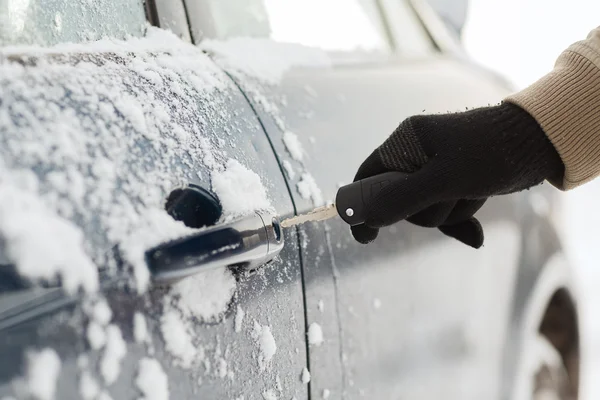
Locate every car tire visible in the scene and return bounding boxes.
[531,335,572,400]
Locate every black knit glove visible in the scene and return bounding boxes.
[352,102,564,248]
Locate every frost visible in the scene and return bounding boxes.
[211,159,272,217]
[171,268,237,322]
[79,372,100,400]
[202,38,331,85]
[308,323,324,346]
[301,367,311,383]
[23,348,61,400]
[283,131,304,162]
[234,305,245,333]
[282,160,296,180]
[160,308,197,369]
[253,322,277,370]
[100,325,127,385]
[136,358,169,400]
[134,312,149,344]
[297,173,324,206]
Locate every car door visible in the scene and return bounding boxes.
[194,0,525,398]
[0,1,308,399]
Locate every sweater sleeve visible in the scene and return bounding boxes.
[505,26,600,190]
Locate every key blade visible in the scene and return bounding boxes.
[281,204,338,228]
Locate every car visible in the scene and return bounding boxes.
[0,0,579,399]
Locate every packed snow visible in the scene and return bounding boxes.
[211,159,272,217]
[235,305,246,333]
[373,298,382,309]
[92,300,112,326]
[297,173,324,206]
[282,160,296,180]
[283,131,304,162]
[79,372,100,400]
[322,389,331,399]
[308,323,324,346]
[301,367,311,384]
[22,348,61,400]
[202,38,331,85]
[160,308,197,369]
[262,389,278,400]
[134,312,150,344]
[100,325,127,385]
[0,177,98,294]
[136,358,169,400]
[253,322,277,370]
[87,321,107,350]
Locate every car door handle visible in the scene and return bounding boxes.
[146,211,284,284]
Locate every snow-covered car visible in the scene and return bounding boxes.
[0,0,579,399]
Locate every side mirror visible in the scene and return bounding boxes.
[425,0,469,38]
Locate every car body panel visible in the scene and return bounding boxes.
[0,32,307,399]
[214,52,535,398]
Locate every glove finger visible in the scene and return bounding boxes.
[407,200,456,228]
[438,217,484,249]
[443,199,487,226]
[351,224,379,244]
[353,149,389,181]
[364,162,444,228]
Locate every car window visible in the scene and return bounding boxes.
[188,0,390,52]
[0,0,146,46]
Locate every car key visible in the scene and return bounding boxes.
[281,171,407,227]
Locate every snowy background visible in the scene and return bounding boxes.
[463,1,600,398]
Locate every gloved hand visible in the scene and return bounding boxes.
[351,102,564,248]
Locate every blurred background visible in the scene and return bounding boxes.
[456,1,600,398]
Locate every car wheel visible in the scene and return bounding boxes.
[531,335,572,400]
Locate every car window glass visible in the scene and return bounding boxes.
[199,0,390,52]
[381,0,435,56]
[0,0,146,46]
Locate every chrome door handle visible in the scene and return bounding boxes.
[146,211,284,284]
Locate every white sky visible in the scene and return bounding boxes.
[463,0,600,88]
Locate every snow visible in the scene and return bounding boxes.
[322,389,331,399]
[297,173,324,206]
[202,38,331,85]
[87,321,107,350]
[253,322,277,370]
[308,323,324,346]
[92,300,112,326]
[136,358,169,400]
[301,367,311,384]
[0,179,98,294]
[262,389,278,400]
[211,159,273,217]
[283,131,304,162]
[0,27,231,295]
[100,325,127,385]
[160,308,197,369]
[282,160,296,180]
[24,348,61,400]
[317,300,324,312]
[79,372,100,400]
[134,312,150,344]
[171,268,237,322]
[235,305,246,333]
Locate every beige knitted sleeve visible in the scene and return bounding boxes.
[505,27,600,190]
